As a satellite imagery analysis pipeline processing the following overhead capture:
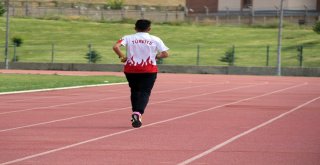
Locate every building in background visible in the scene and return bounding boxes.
[7,0,320,24]
[186,0,320,13]
[124,0,185,7]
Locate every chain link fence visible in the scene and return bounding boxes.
[1,43,319,67]
[1,1,319,68]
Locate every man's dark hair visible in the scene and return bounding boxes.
[135,19,151,32]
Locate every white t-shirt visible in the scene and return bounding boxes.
[118,32,169,73]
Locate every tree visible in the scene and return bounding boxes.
[313,21,320,34]
[12,37,23,47]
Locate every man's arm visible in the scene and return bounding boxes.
[112,42,127,63]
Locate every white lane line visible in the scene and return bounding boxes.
[1,88,129,103]
[0,82,251,132]
[0,95,127,115]
[0,82,228,115]
[0,83,128,96]
[0,81,223,103]
[0,83,306,165]
[177,96,319,165]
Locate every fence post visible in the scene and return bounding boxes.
[196,44,200,66]
[78,6,81,15]
[12,2,15,16]
[250,7,255,25]
[297,45,303,67]
[226,7,230,23]
[175,10,178,21]
[266,45,270,66]
[165,10,168,22]
[13,44,17,62]
[100,9,104,21]
[140,8,144,19]
[88,43,92,63]
[59,6,64,15]
[51,43,55,63]
[231,45,235,66]
[121,8,125,20]
[215,16,219,25]
[25,0,29,16]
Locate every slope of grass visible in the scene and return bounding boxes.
[0,74,126,92]
[0,17,319,67]
[11,0,185,6]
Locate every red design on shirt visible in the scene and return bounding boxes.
[117,39,123,44]
[124,56,158,73]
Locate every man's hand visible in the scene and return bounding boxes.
[113,42,127,63]
[156,51,169,59]
[120,56,127,63]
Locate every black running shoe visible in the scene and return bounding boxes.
[131,112,142,128]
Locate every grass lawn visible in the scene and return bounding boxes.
[0,74,127,92]
[0,17,319,67]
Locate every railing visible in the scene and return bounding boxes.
[1,44,319,68]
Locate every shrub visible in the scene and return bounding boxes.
[12,37,23,47]
[0,2,6,16]
[11,56,19,62]
[313,21,320,34]
[220,46,235,66]
[85,50,102,63]
[107,0,124,10]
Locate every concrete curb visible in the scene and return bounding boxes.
[0,62,319,77]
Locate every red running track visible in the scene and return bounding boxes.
[0,71,319,165]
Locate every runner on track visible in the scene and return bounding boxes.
[113,19,169,128]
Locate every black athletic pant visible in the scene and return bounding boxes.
[125,73,157,115]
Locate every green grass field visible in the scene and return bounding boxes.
[0,74,126,92]
[0,17,319,67]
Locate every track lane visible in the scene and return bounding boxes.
[177,95,320,165]
[0,81,230,130]
[0,81,310,164]
[0,73,319,165]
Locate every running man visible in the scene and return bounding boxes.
[113,19,169,128]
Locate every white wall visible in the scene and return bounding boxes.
[218,0,241,11]
[253,0,284,10]
[254,0,316,10]
[287,0,316,10]
[218,0,317,11]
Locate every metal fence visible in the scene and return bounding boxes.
[1,44,319,68]
[5,1,320,24]
[6,1,186,23]
[187,10,320,25]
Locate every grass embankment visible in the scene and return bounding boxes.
[11,0,184,6]
[0,74,126,93]
[0,18,319,67]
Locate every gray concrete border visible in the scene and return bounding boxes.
[0,62,319,77]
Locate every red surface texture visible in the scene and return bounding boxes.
[0,70,319,165]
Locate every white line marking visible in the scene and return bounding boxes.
[1,88,129,103]
[0,82,228,115]
[0,83,128,96]
[177,96,320,165]
[0,95,127,115]
[0,83,306,165]
[0,82,251,132]
[0,81,224,103]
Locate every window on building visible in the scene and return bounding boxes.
[242,0,253,9]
